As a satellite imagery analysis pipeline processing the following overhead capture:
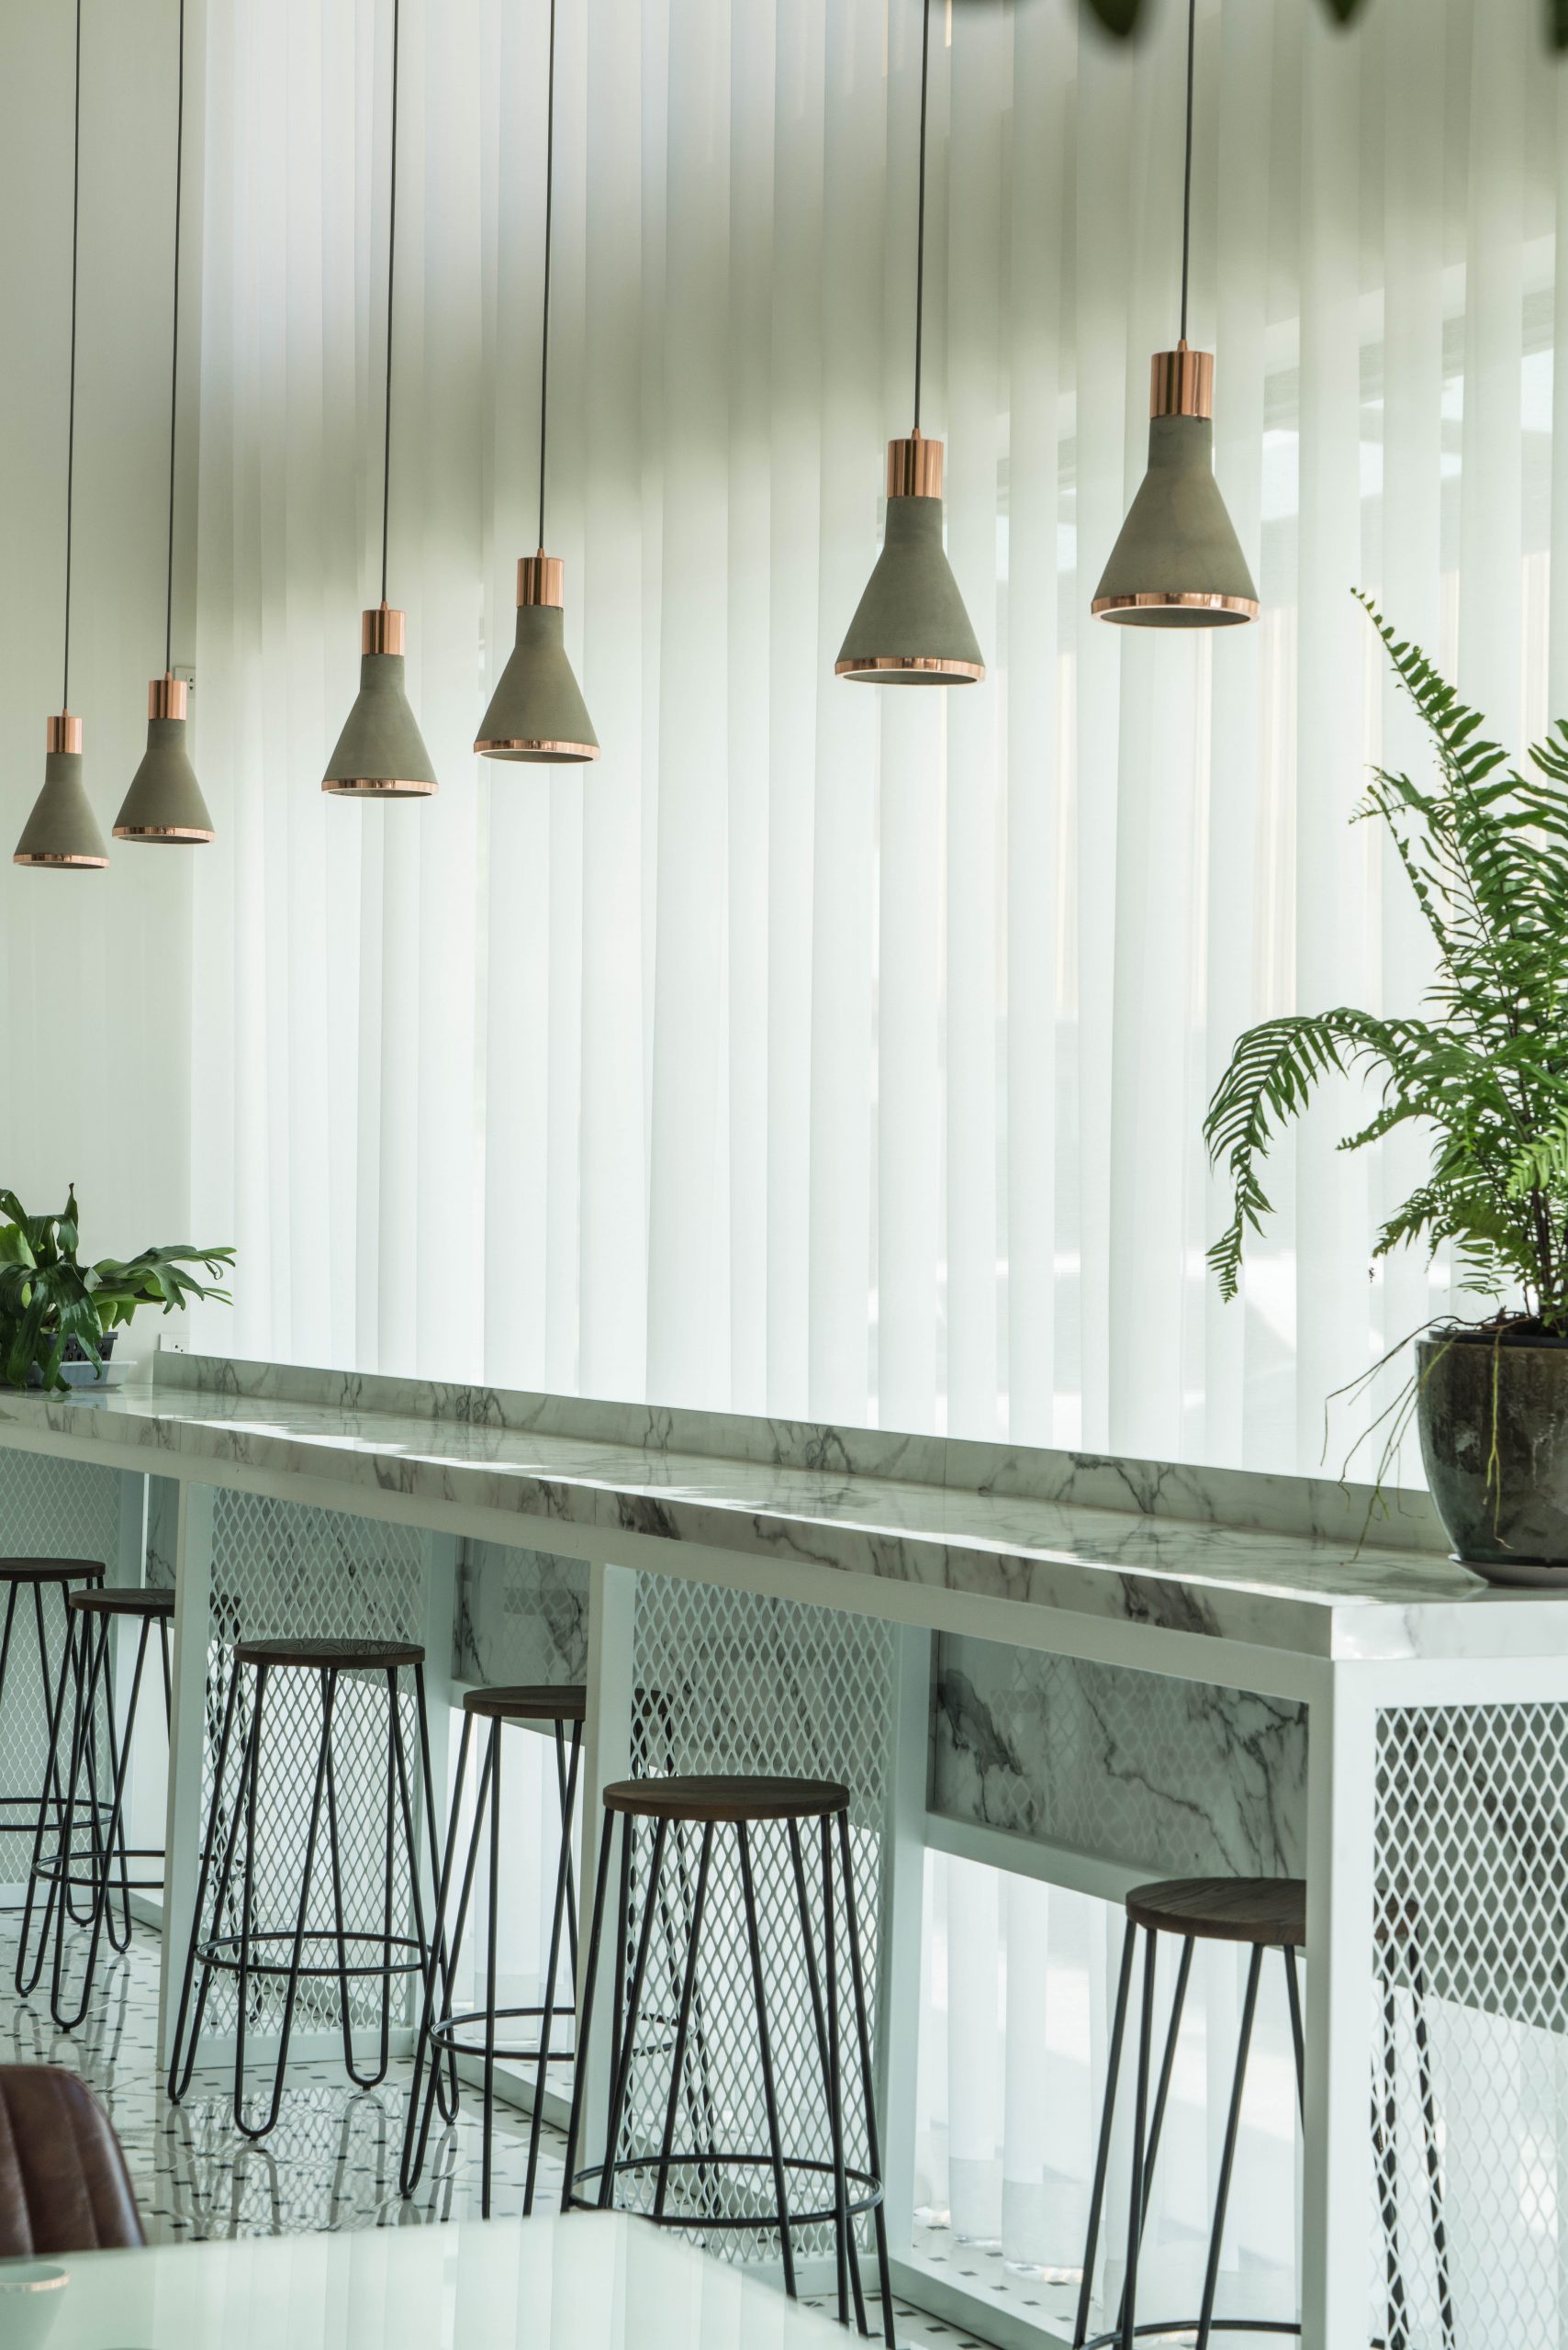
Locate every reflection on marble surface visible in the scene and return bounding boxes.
[455,1542,588,1686]
[3,1350,1550,1667]
[145,1472,180,1590]
[932,1635,1306,1879]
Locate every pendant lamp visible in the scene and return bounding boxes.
[323,0,438,798]
[115,0,213,844]
[15,0,107,872]
[835,0,983,686]
[1091,0,1258,628]
[475,0,597,762]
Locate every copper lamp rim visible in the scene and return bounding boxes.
[834,654,985,681]
[474,735,600,761]
[13,849,108,869]
[1092,591,1259,621]
[112,823,216,844]
[321,777,438,798]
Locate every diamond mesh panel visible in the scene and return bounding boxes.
[616,1580,897,2264]
[0,1454,124,1882]
[196,1494,426,2039]
[1373,1701,1568,2350]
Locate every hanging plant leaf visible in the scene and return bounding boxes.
[1081,0,1147,38]
[1316,0,1372,18]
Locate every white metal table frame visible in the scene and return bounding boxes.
[0,1393,1529,2350]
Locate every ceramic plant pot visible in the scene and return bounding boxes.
[1417,1329,1568,1585]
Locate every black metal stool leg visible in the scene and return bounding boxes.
[1193,1942,1264,2350]
[409,1662,458,2125]
[1283,1943,1305,2124]
[1119,1928,1157,2350]
[50,1610,156,2031]
[14,1592,88,1985]
[1375,1942,1410,2350]
[597,1814,670,2210]
[231,1662,272,2132]
[1113,1934,1194,2345]
[400,1706,479,2198]
[521,1716,581,2215]
[562,1807,618,2211]
[836,1808,895,2347]
[821,1810,868,2335]
[481,1715,502,2217]
[736,1820,793,2286]
[653,1818,714,2223]
[168,1655,246,2103]
[236,1665,339,2143]
[1072,1921,1137,2350]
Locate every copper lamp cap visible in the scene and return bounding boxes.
[886,431,944,499]
[46,711,83,755]
[517,553,566,609]
[148,673,188,721]
[1150,342,1215,420]
[361,603,407,655]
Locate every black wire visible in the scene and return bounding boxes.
[163,0,186,676]
[380,0,401,605]
[1179,0,1195,344]
[913,0,933,429]
[62,0,83,711]
[537,0,557,549]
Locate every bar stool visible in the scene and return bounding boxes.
[564,1774,894,2345]
[1072,1875,1453,2350]
[16,1587,174,2031]
[400,1682,585,2217]
[0,1559,104,1921]
[167,1635,442,2142]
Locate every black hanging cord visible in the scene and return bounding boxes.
[1178,0,1196,344]
[62,0,84,711]
[913,0,933,429]
[380,0,402,605]
[163,0,186,675]
[537,0,558,549]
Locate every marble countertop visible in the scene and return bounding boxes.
[0,1351,1554,1665]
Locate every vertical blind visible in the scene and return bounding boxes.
[188,0,1562,1478]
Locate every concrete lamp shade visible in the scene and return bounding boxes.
[475,556,599,761]
[14,716,107,868]
[1092,351,1259,628]
[114,678,214,842]
[322,608,438,798]
[835,435,985,685]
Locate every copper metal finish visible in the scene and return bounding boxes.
[361,603,407,655]
[517,553,566,609]
[885,432,944,499]
[147,674,189,721]
[473,735,600,760]
[116,822,214,842]
[1090,590,1260,621]
[833,654,985,681]
[321,777,436,799]
[46,713,83,755]
[1149,342,1215,420]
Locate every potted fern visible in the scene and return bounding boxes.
[1206,599,1568,1583]
[0,1185,234,1393]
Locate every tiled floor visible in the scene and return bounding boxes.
[0,1909,1008,2350]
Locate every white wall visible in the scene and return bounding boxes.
[0,0,197,1265]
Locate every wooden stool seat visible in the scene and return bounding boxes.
[232,1635,424,1672]
[602,1773,851,1824]
[1126,1874,1305,1948]
[68,1587,175,1620]
[463,1682,587,1723]
[0,1559,103,1584]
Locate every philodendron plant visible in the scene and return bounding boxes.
[0,1185,234,1392]
[1205,598,1568,1450]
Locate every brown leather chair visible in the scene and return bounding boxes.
[0,2066,144,2255]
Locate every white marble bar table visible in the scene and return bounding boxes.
[37,2206,834,2350]
[0,1349,1562,2350]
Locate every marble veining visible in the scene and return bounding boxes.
[932,1634,1307,1879]
[0,1351,1554,1666]
[455,1542,588,1687]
